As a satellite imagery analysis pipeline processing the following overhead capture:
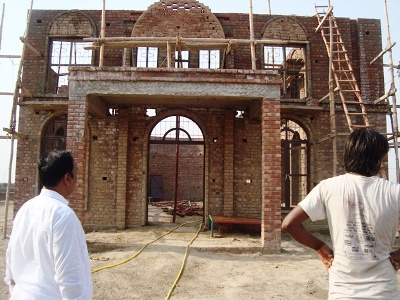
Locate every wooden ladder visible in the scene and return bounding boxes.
[315,5,370,131]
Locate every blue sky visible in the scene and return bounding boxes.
[0,0,399,182]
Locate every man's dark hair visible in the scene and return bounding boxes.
[344,128,389,177]
[38,150,74,187]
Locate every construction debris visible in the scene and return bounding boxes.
[151,200,203,217]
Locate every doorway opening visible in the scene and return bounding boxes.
[148,115,205,223]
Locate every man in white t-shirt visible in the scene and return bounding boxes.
[282,128,400,299]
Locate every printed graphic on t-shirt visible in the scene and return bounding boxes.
[343,194,377,260]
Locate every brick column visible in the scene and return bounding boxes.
[223,110,234,216]
[261,98,281,251]
[66,96,88,221]
[116,109,129,229]
[357,19,384,104]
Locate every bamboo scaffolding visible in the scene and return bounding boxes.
[267,0,272,15]
[84,36,308,46]
[383,0,399,182]
[99,0,106,67]
[0,3,4,50]
[0,55,21,59]
[249,0,256,70]
[328,12,337,176]
[2,0,33,239]
[369,0,400,182]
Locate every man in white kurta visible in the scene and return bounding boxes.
[4,150,92,299]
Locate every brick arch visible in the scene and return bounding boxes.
[280,116,311,140]
[145,108,208,141]
[262,17,308,41]
[48,11,97,37]
[132,1,224,38]
[40,113,68,154]
[40,113,93,154]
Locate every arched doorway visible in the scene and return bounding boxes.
[281,118,309,209]
[148,115,205,223]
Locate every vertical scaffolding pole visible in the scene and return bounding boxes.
[167,41,171,68]
[383,0,399,183]
[249,0,256,70]
[0,3,5,50]
[3,0,34,239]
[328,6,337,176]
[99,0,106,67]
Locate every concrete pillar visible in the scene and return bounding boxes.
[261,98,281,251]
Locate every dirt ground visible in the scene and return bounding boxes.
[0,202,399,300]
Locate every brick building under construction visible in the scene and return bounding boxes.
[12,1,387,251]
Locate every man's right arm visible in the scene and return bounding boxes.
[282,205,334,269]
[53,211,92,299]
[4,243,15,295]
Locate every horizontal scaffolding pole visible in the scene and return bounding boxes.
[0,55,21,59]
[370,42,396,65]
[83,36,309,48]
[3,127,27,139]
[374,88,397,104]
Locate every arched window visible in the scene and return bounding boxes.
[41,115,67,153]
[281,118,309,209]
[47,12,95,93]
[150,116,204,142]
[262,18,308,99]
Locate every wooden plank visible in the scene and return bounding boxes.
[212,215,261,225]
[208,214,261,237]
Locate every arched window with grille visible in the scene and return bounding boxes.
[281,118,309,209]
[41,114,67,154]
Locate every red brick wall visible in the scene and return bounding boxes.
[13,5,387,239]
[149,144,204,201]
[23,9,384,99]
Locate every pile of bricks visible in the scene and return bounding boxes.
[152,200,203,217]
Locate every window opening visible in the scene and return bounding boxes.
[146,109,157,117]
[108,108,119,116]
[175,50,189,68]
[50,40,92,91]
[235,110,244,119]
[281,118,309,209]
[137,47,158,67]
[151,116,204,143]
[41,114,67,153]
[263,45,306,99]
[199,50,220,69]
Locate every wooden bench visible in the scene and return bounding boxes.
[208,214,261,237]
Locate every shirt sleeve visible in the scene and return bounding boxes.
[299,181,327,222]
[397,184,400,215]
[4,242,14,294]
[52,209,92,299]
